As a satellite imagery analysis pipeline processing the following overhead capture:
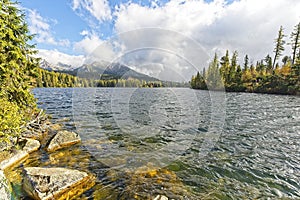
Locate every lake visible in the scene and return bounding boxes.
[20,88,300,199]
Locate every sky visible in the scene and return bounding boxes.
[19,0,300,81]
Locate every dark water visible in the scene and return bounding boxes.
[19,88,300,199]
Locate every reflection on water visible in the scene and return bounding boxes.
[17,88,300,199]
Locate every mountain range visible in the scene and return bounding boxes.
[40,59,159,81]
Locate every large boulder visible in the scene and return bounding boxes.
[23,167,95,200]
[47,130,81,152]
[0,170,11,200]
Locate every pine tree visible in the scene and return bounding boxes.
[273,26,286,69]
[290,22,300,65]
[264,54,273,74]
[243,54,249,71]
[220,50,230,84]
[282,55,290,65]
[229,51,238,82]
[0,0,39,108]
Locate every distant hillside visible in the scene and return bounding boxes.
[40,60,159,82]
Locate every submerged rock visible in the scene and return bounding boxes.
[23,167,95,200]
[47,130,81,152]
[48,123,63,132]
[0,170,11,200]
[0,150,29,170]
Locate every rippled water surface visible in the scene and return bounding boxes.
[21,88,300,199]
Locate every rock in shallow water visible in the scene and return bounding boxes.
[153,194,169,200]
[0,139,40,171]
[0,150,29,171]
[23,167,95,200]
[0,170,11,200]
[47,130,81,152]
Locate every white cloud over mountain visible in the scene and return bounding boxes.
[30,0,300,81]
[38,49,85,67]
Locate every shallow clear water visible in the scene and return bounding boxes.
[18,88,300,199]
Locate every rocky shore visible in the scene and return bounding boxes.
[0,111,95,200]
[0,111,190,200]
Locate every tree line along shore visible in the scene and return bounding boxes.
[191,24,300,95]
[34,67,189,88]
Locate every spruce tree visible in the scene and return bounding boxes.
[290,22,300,65]
[243,54,249,71]
[229,51,238,83]
[273,26,286,69]
[0,0,39,108]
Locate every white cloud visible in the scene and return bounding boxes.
[197,0,300,61]
[72,0,112,23]
[38,49,85,67]
[74,32,104,54]
[111,28,209,81]
[74,32,117,63]
[114,0,225,36]
[108,0,300,80]
[38,0,299,81]
[27,9,70,47]
[80,30,89,36]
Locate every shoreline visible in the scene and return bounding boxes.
[0,113,95,200]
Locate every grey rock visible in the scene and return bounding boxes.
[23,138,40,153]
[0,150,29,170]
[47,130,81,152]
[153,195,169,200]
[0,139,39,171]
[0,170,11,200]
[21,129,43,141]
[23,167,95,200]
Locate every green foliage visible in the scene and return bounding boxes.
[0,0,38,108]
[190,71,207,90]
[0,99,22,144]
[0,0,39,147]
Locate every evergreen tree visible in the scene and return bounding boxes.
[290,22,300,65]
[220,50,230,84]
[0,0,39,108]
[243,54,249,71]
[273,26,286,69]
[282,55,290,65]
[229,51,238,82]
[0,0,39,146]
[264,54,273,74]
